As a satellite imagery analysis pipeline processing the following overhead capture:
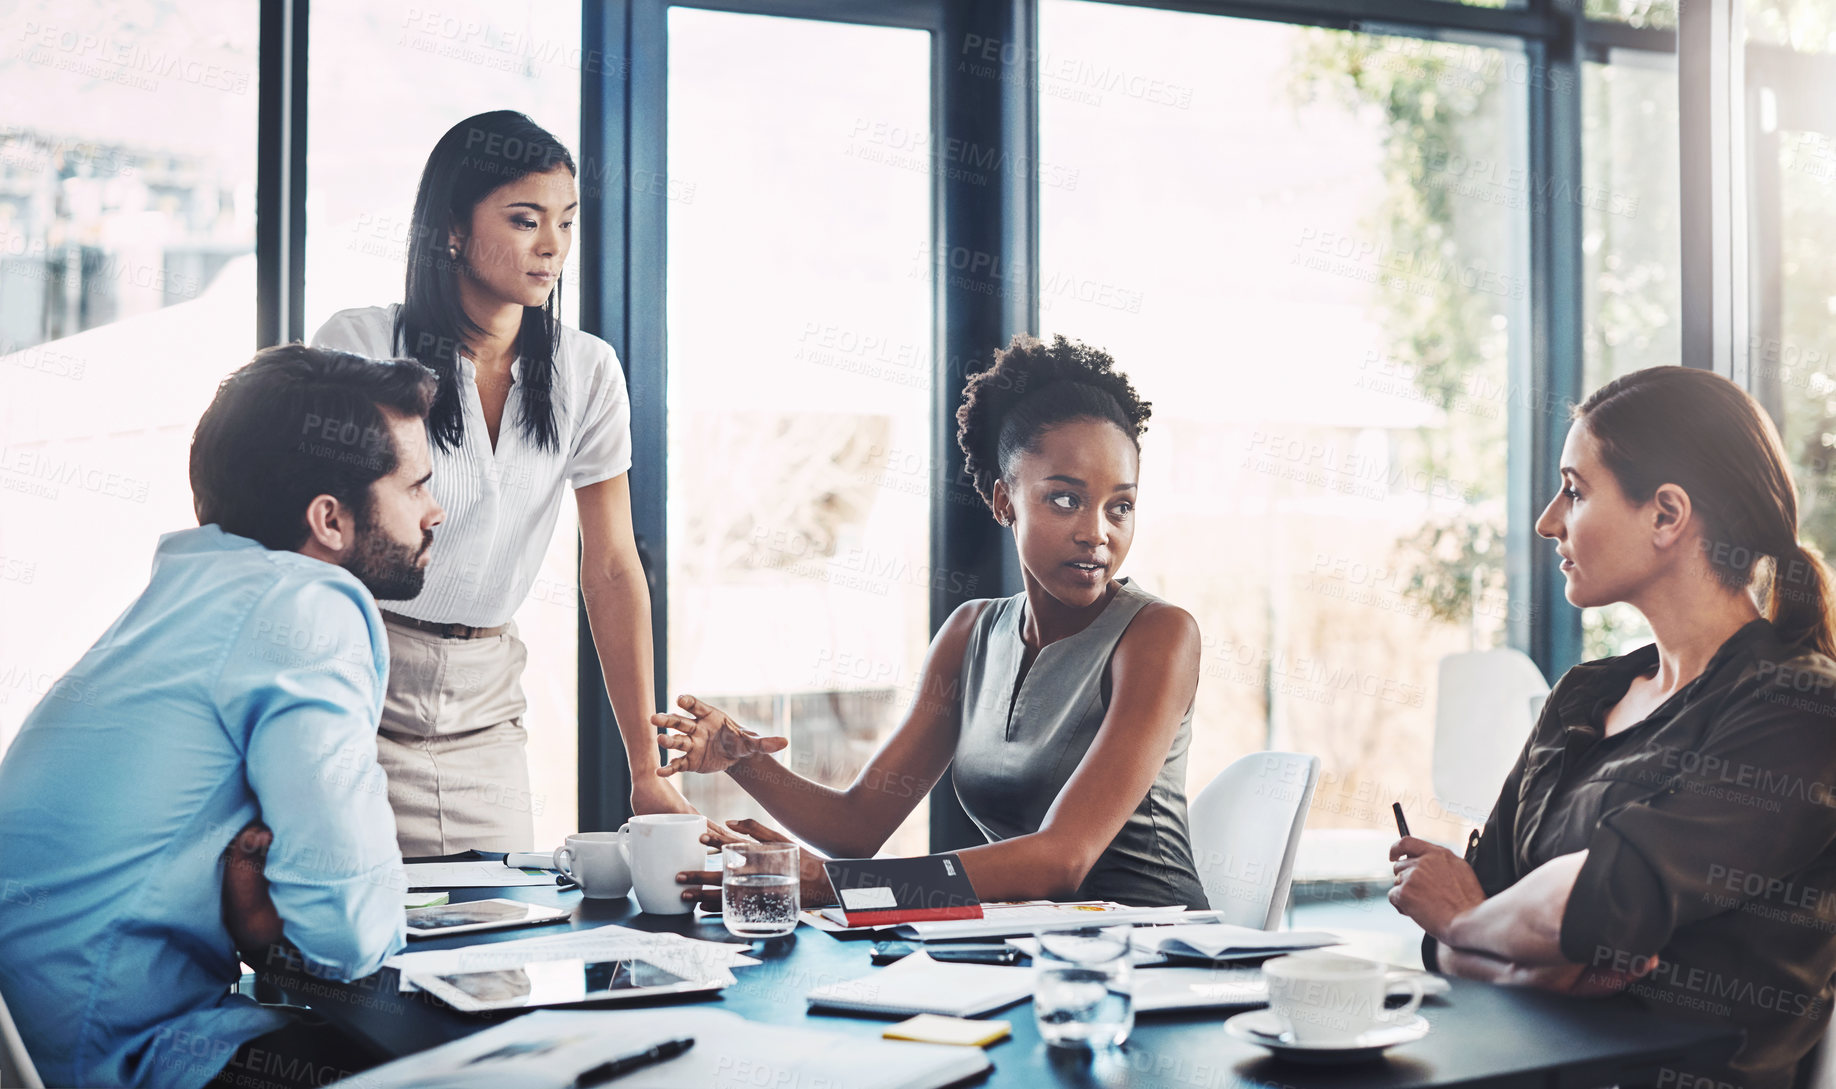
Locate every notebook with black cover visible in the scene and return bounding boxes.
[822,854,984,928]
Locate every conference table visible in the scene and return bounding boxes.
[271,883,1741,1089]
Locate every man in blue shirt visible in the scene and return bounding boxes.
[0,345,445,1089]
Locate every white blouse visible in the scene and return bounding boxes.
[311,304,632,627]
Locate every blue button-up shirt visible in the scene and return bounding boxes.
[0,526,407,1088]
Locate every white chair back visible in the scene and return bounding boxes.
[1188,751,1320,929]
[0,986,43,1089]
[1432,649,1549,827]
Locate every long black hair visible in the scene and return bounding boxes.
[396,110,574,453]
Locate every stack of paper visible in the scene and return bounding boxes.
[806,950,1034,1018]
[403,861,557,888]
[333,1008,990,1089]
[384,925,760,995]
[892,901,1202,940]
[1130,924,1339,961]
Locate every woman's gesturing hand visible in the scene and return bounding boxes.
[676,818,839,912]
[1388,835,1487,942]
[652,694,789,777]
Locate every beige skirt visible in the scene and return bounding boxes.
[378,616,537,856]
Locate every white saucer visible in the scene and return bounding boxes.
[1223,1009,1431,1064]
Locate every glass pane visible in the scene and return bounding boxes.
[1746,11,1836,569]
[0,2,257,754]
[1582,53,1681,391]
[1578,52,1676,659]
[307,0,583,848]
[1584,0,1678,30]
[1746,0,1835,54]
[1040,1,1527,873]
[666,9,933,856]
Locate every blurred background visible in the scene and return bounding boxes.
[1,0,1829,908]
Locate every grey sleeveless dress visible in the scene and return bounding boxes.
[952,578,1208,909]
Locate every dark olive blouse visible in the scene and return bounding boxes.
[1432,620,1836,1089]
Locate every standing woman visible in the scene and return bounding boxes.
[313,110,689,855]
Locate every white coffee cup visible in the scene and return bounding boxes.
[1262,951,1424,1046]
[553,832,632,899]
[619,813,709,915]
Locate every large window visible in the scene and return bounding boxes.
[1745,2,1836,565]
[306,0,583,849]
[664,9,934,856]
[1039,1,1528,860]
[0,1,257,753]
[1578,50,1677,659]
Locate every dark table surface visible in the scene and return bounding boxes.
[272,884,1740,1089]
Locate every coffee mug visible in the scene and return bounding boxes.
[619,813,709,915]
[553,832,632,899]
[1262,951,1424,1046]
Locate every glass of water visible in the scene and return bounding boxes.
[720,842,800,938]
[1034,925,1134,1048]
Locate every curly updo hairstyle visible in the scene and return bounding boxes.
[955,335,1152,513]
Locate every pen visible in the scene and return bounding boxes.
[1392,802,1411,839]
[571,1037,694,1088]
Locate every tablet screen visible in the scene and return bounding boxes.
[407,900,559,931]
[432,958,693,1007]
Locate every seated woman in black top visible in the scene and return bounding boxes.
[1389,366,1836,1089]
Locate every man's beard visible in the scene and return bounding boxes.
[348,517,432,601]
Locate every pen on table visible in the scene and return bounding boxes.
[570,1037,694,1088]
[556,874,579,890]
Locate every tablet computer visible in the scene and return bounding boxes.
[404,898,571,938]
[410,956,726,1013]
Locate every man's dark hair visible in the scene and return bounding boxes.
[190,344,438,550]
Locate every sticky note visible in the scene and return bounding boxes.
[883,1014,1012,1048]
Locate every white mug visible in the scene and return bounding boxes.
[1262,951,1424,1046]
[553,832,632,899]
[619,813,709,915]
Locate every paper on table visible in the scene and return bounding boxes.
[1006,935,1173,967]
[893,901,1203,941]
[806,950,1034,1018]
[332,1008,990,1089]
[1131,924,1340,961]
[404,861,557,888]
[384,926,759,993]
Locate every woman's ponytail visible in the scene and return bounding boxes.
[1769,542,1836,660]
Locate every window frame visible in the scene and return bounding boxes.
[248,0,1724,850]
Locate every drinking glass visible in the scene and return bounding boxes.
[720,842,800,938]
[1034,925,1134,1048]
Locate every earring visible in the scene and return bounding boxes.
[446,244,458,258]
